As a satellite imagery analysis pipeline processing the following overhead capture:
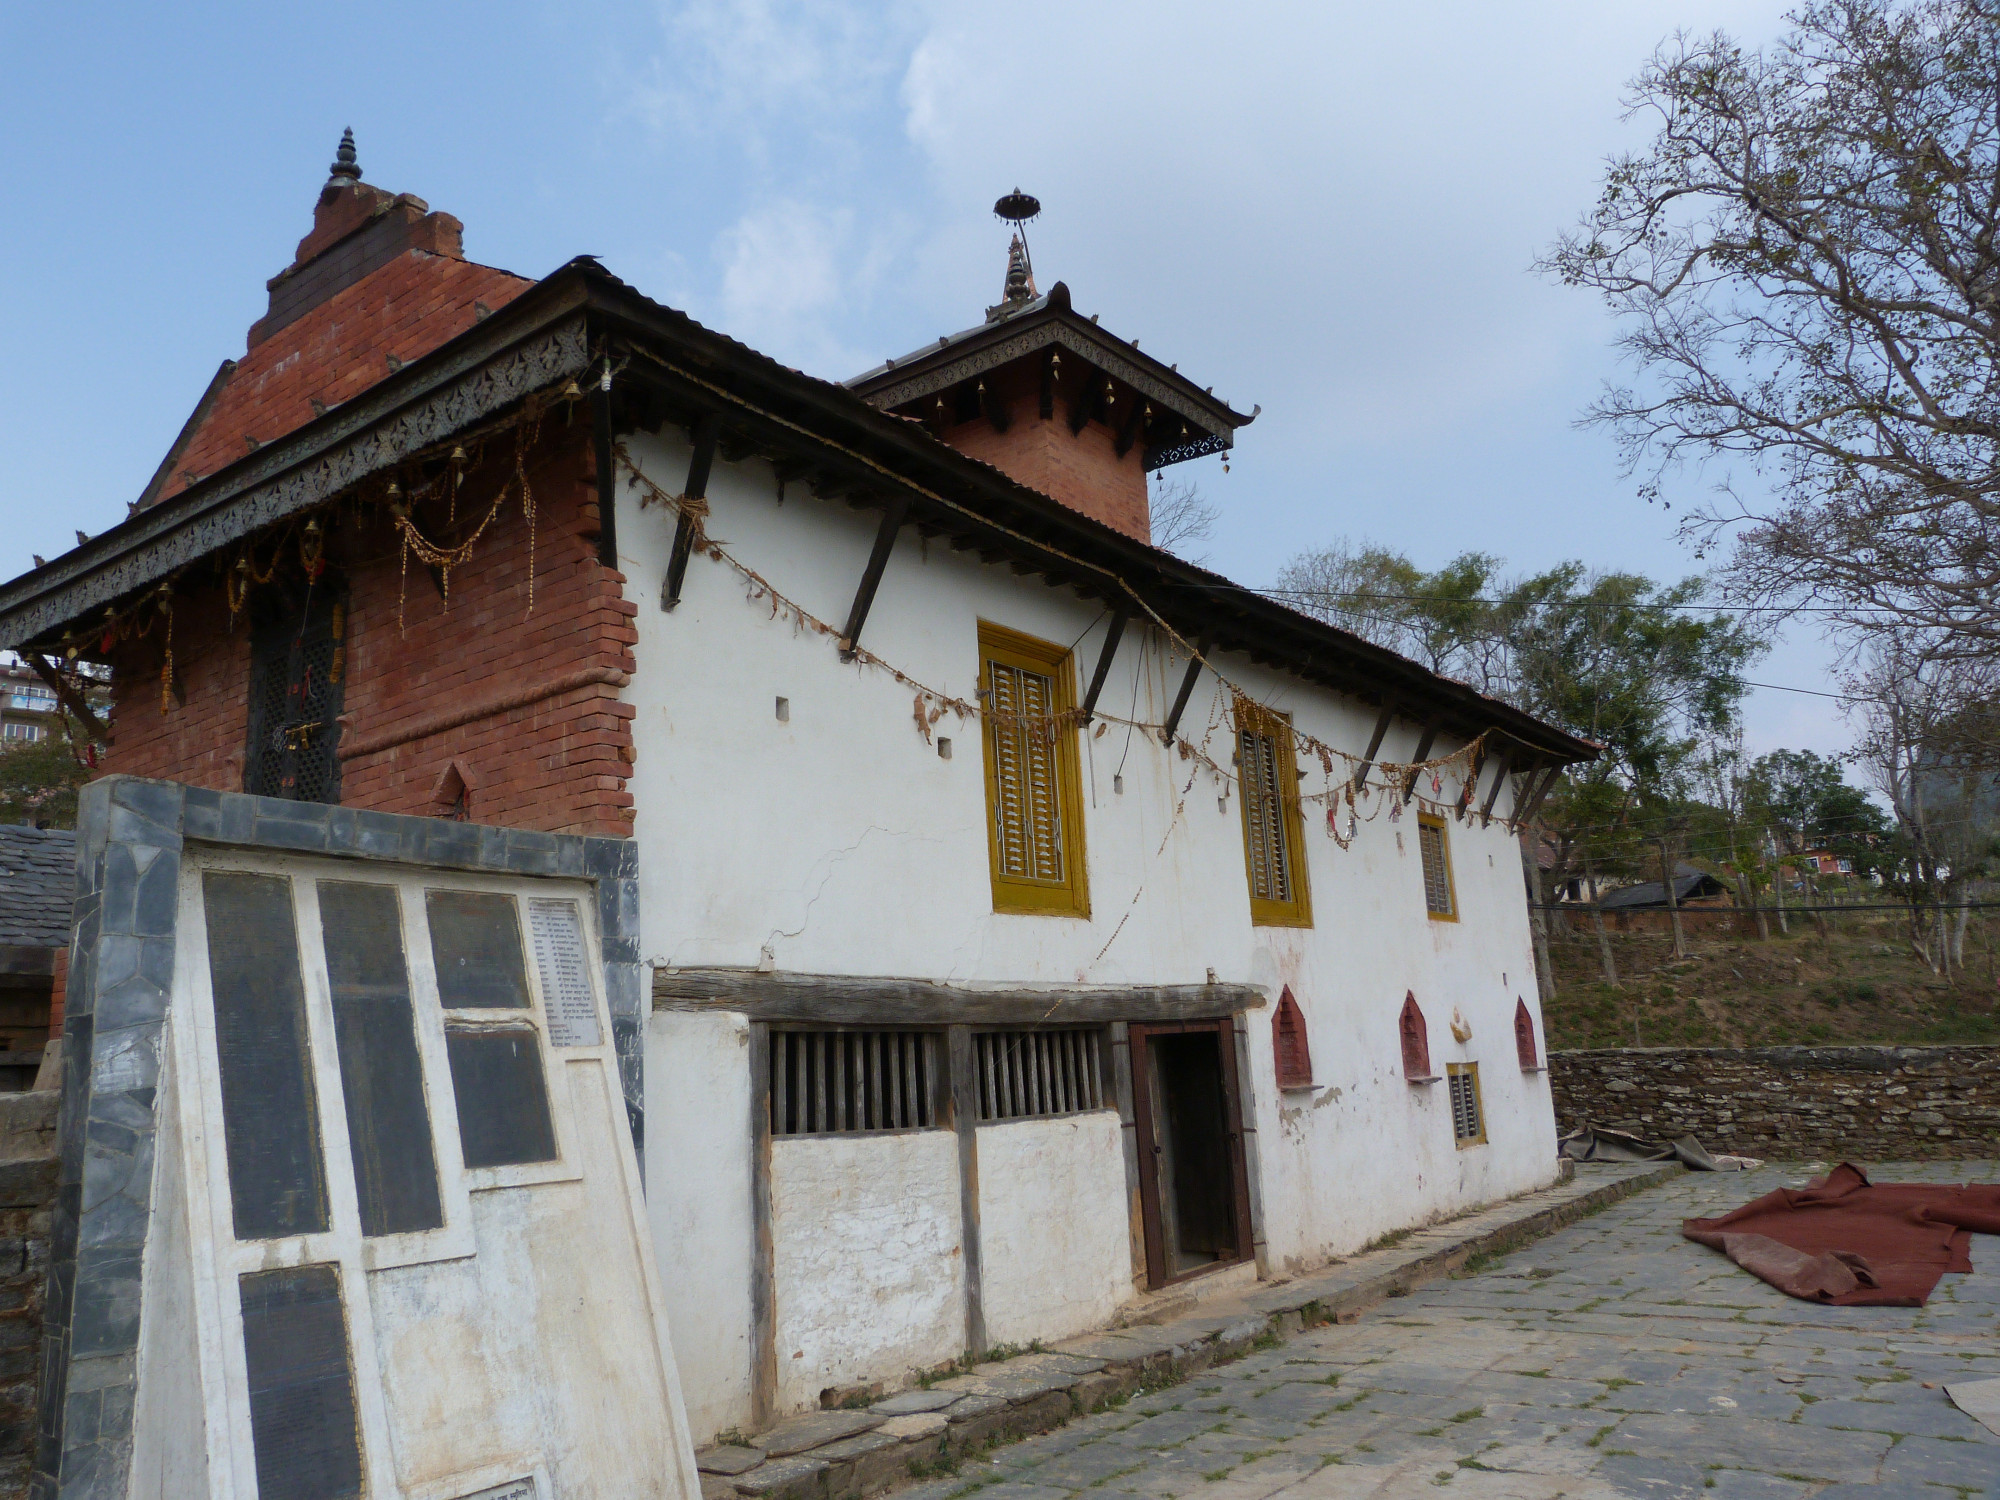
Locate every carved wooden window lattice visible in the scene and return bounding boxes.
[974,1028,1104,1121]
[245,589,347,805]
[1272,986,1313,1090]
[770,1029,940,1136]
[1514,997,1540,1071]
[1400,992,1434,1081]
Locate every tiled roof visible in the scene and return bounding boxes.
[154,253,531,503]
[0,826,75,949]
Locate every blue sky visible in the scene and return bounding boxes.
[0,0,1847,756]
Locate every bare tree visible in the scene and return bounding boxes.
[1845,635,1998,973]
[1543,0,2000,659]
[1149,478,1219,561]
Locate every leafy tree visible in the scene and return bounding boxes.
[1275,545,1763,795]
[0,717,94,829]
[1743,748,1893,873]
[1542,0,2000,661]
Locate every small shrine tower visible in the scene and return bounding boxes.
[846,192,1254,544]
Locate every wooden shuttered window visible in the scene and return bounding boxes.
[1234,698,1311,927]
[980,623,1089,916]
[1416,813,1457,921]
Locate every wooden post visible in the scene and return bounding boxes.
[1160,637,1212,745]
[838,500,907,657]
[1350,700,1397,793]
[947,1026,986,1357]
[747,1022,778,1429]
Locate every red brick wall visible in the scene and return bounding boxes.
[940,364,1153,543]
[101,420,636,837]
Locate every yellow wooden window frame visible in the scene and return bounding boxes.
[978,622,1090,918]
[1234,698,1312,928]
[1446,1061,1486,1147]
[1416,812,1458,922]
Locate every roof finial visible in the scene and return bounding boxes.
[1001,235,1037,307]
[328,127,361,186]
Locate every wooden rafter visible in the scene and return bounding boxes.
[661,412,719,611]
[839,500,908,658]
[1080,610,1129,723]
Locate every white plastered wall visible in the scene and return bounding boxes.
[769,1130,964,1410]
[975,1112,1131,1348]
[620,424,1560,1433]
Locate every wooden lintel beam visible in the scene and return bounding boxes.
[661,413,719,611]
[839,500,908,657]
[1081,610,1129,723]
[1349,699,1398,792]
[1400,720,1441,804]
[1160,636,1214,744]
[655,968,1267,1026]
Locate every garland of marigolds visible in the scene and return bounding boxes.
[615,445,1523,839]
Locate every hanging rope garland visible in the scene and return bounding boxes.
[615,445,1515,830]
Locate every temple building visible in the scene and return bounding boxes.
[0,138,1592,1493]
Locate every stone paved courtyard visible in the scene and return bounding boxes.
[909,1163,2000,1500]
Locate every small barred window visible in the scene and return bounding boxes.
[1447,1062,1484,1146]
[974,1029,1104,1121]
[770,1030,939,1136]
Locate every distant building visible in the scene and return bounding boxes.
[0,661,59,745]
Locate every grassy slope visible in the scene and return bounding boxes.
[1541,912,2000,1050]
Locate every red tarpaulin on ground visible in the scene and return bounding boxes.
[1683,1163,2000,1306]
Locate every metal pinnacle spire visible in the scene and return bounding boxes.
[328,127,361,185]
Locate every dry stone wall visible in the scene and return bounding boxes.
[0,1091,57,1500]
[1548,1045,2000,1160]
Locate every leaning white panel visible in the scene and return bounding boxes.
[132,846,698,1500]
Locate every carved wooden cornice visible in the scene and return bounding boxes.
[0,309,591,650]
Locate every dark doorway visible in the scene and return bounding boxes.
[1129,1020,1254,1288]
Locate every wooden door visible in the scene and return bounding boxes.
[1128,1018,1255,1289]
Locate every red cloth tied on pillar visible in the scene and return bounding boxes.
[1683,1163,2000,1306]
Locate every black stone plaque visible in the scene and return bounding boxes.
[446,1028,558,1168]
[240,1264,364,1500]
[319,881,445,1237]
[426,890,531,1009]
[203,872,331,1240]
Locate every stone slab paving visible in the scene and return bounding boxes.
[898,1161,2000,1500]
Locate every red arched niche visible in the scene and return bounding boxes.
[1514,997,1540,1070]
[1273,987,1313,1090]
[1399,992,1433,1080]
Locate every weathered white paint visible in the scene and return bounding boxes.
[130,1045,210,1500]
[134,851,701,1499]
[770,1129,964,1410]
[975,1111,1131,1347]
[618,424,1561,1435]
[645,1009,756,1439]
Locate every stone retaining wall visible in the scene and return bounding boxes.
[1549,1045,2000,1160]
[0,1092,57,1500]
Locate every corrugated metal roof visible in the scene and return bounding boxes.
[0,827,76,948]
